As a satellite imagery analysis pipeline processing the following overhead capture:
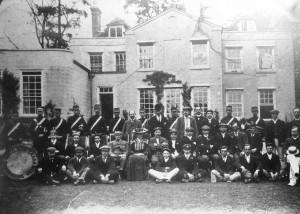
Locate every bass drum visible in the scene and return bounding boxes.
[2,145,38,180]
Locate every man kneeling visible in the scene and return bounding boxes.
[211,146,241,183]
[149,148,179,183]
[88,145,119,184]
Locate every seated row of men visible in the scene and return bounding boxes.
[37,124,300,186]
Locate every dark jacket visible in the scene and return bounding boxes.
[287,119,300,137]
[194,115,207,136]
[247,132,263,157]
[87,115,108,135]
[220,116,239,131]
[89,142,104,157]
[65,141,86,158]
[197,135,217,156]
[175,116,198,139]
[44,139,65,156]
[236,154,262,174]
[109,117,125,133]
[67,156,89,174]
[39,156,64,175]
[155,156,177,172]
[94,155,115,175]
[265,119,286,145]
[215,155,238,175]
[180,136,197,153]
[215,132,231,152]
[49,117,67,137]
[149,136,168,156]
[176,154,198,174]
[229,131,248,154]
[66,115,87,135]
[204,118,219,137]
[168,139,182,154]
[260,153,281,174]
[148,115,169,138]
[283,136,300,156]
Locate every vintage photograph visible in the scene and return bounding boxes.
[0,0,300,213]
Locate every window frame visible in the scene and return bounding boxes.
[225,47,243,73]
[115,51,126,73]
[20,70,43,117]
[139,88,156,119]
[191,86,210,115]
[258,89,276,121]
[138,42,155,71]
[89,52,103,73]
[164,88,182,118]
[109,26,123,38]
[257,46,275,72]
[225,89,244,119]
[190,39,210,69]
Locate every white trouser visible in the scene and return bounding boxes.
[287,154,300,183]
[149,168,179,180]
[211,169,241,183]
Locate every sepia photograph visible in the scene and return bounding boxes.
[0,0,300,213]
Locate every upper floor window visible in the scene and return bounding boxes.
[191,40,209,69]
[239,20,256,31]
[226,47,242,72]
[109,27,123,37]
[22,71,42,115]
[258,46,274,71]
[115,52,126,72]
[89,52,102,73]
[139,43,154,70]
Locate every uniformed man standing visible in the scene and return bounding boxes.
[66,105,87,136]
[167,106,179,131]
[109,108,125,133]
[49,108,67,141]
[30,107,49,157]
[245,106,265,136]
[139,109,149,129]
[87,104,108,136]
[221,106,239,131]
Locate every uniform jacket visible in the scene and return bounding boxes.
[49,117,67,137]
[176,154,198,174]
[215,155,238,175]
[2,121,26,149]
[197,135,217,155]
[260,153,281,174]
[246,116,265,136]
[155,156,177,172]
[94,155,115,175]
[167,116,179,130]
[175,116,198,139]
[30,116,49,139]
[109,117,125,133]
[66,115,87,135]
[149,136,168,155]
[148,115,169,138]
[67,156,89,174]
[236,154,262,173]
[139,118,149,129]
[265,119,286,144]
[221,116,239,131]
[87,115,108,135]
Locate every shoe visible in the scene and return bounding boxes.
[51,180,60,185]
[155,179,163,183]
[165,179,172,183]
[74,180,80,186]
[226,180,232,183]
[288,181,296,186]
[181,179,189,183]
[108,180,115,184]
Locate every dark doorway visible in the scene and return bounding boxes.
[100,94,113,120]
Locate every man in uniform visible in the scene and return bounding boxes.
[49,108,67,142]
[204,109,219,137]
[66,105,87,136]
[148,104,169,138]
[260,143,281,181]
[87,104,108,136]
[175,106,198,139]
[194,107,208,136]
[138,109,149,129]
[149,127,169,168]
[288,107,300,137]
[221,106,239,132]
[167,106,179,131]
[30,107,49,157]
[109,108,125,133]
[122,110,142,140]
[265,109,286,161]
[245,106,265,136]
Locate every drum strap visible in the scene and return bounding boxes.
[142,119,148,128]
[112,118,121,132]
[55,119,63,130]
[71,117,82,129]
[170,118,178,129]
[8,123,20,137]
[90,116,102,131]
[255,117,260,125]
[35,118,45,131]
[227,117,234,126]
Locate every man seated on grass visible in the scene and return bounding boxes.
[149,148,179,183]
[149,127,169,168]
[168,129,181,158]
[65,147,90,186]
[211,146,241,183]
[236,144,261,184]
[38,147,66,185]
[87,145,119,184]
[176,144,203,183]
[260,143,281,182]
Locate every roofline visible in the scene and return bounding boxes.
[0,48,72,52]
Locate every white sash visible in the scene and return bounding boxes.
[255,117,260,125]
[113,117,122,132]
[227,117,235,126]
[8,123,20,137]
[35,118,46,131]
[71,117,82,129]
[169,118,178,129]
[90,116,102,131]
[55,119,63,130]
[142,119,148,128]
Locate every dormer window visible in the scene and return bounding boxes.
[239,20,256,32]
[109,26,123,37]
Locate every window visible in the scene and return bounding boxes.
[99,87,113,93]
[239,20,256,31]
[192,87,209,114]
[89,53,102,73]
[115,52,126,72]
[226,48,242,72]
[109,27,123,37]
[139,43,154,69]
[22,72,42,115]
[164,88,181,118]
[226,90,244,118]
[259,89,275,119]
[258,47,274,70]
[191,40,209,68]
[140,89,154,119]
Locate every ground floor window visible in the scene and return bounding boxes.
[164,88,181,118]
[139,89,155,119]
[192,86,209,114]
[226,89,244,118]
[259,89,275,119]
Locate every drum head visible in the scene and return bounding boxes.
[2,145,38,180]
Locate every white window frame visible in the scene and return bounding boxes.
[190,39,210,69]
[109,26,123,37]
[257,46,275,71]
[89,52,103,73]
[258,89,276,121]
[191,86,210,115]
[225,47,243,73]
[164,88,182,118]
[138,42,155,71]
[20,70,43,117]
[139,88,156,119]
[115,52,126,72]
[225,89,244,119]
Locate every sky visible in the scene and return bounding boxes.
[0,0,299,48]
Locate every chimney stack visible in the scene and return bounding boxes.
[90,2,101,37]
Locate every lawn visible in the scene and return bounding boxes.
[1,176,300,214]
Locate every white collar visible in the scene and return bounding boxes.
[164,158,169,162]
[292,136,299,140]
[272,119,278,123]
[267,153,272,158]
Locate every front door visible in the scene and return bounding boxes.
[100,93,113,120]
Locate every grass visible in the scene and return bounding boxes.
[1,176,300,214]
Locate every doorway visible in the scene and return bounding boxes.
[99,87,113,120]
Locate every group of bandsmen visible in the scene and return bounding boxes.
[1,103,300,186]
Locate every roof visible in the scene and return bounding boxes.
[107,18,130,29]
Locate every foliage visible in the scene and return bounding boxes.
[26,0,90,49]
[0,69,20,115]
[124,0,175,23]
[181,82,192,108]
[143,71,182,103]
